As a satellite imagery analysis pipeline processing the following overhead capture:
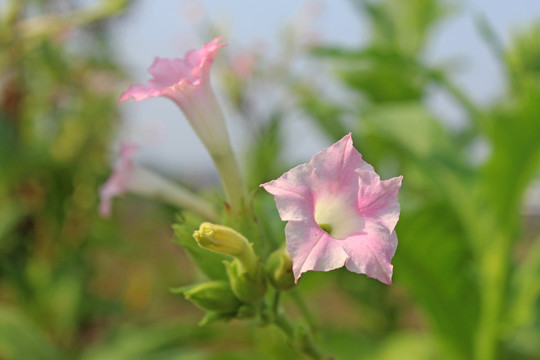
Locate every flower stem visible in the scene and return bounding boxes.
[270,290,327,360]
[290,289,317,329]
[274,311,326,360]
[272,290,281,315]
[474,234,510,360]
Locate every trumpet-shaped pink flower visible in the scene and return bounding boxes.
[118,38,247,212]
[261,134,402,285]
[118,38,230,157]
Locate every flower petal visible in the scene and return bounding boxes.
[261,163,316,222]
[309,133,373,195]
[357,170,402,232]
[342,222,398,285]
[285,221,348,282]
[118,38,226,104]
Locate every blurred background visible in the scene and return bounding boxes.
[1,0,540,359]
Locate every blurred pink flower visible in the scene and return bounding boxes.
[99,143,218,220]
[261,134,402,285]
[99,143,139,217]
[119,38,230,156]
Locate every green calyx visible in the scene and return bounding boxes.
[225,259,267,303]
[172,281,241,314]
[265,247,295,291]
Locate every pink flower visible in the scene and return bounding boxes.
[118,38,248,212]
[261,134,402,285]
[99,143,218,221]
[99,143,139,217]
[118,38,230,157]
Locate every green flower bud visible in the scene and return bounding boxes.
[173,281,241,313]
[225,259,267,303]
[194,222,257,275]
[265,247,295,291]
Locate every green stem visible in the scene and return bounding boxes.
[274,312,326,360]
[270,291,327,360]
[474,233,510,360]
[290,289,317,329]
[272,290,281,315]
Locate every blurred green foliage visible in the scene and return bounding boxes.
[1,0,540,359]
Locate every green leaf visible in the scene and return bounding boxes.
[481,78,540,234]
[394,202,479,358]
[505,234,540,332]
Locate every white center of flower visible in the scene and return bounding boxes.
[314,192,364,240]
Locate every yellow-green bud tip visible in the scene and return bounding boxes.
[194,222,249,257]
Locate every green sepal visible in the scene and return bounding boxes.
[224,259,267,303]
[198,311,236,326]
[265,247,295,291]
[172,281,241,314]
[236,304,257,319]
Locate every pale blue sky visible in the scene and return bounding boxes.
[110,0,540,179]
